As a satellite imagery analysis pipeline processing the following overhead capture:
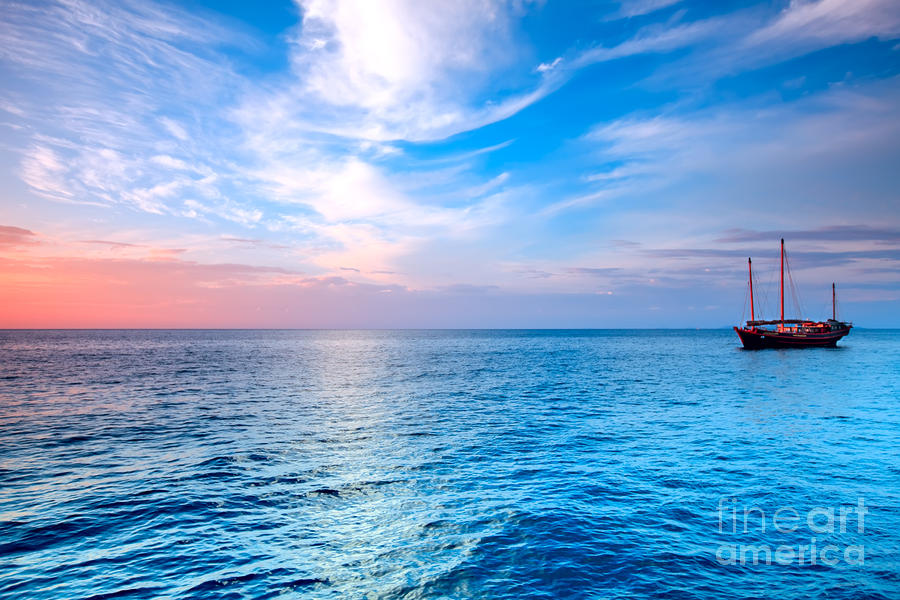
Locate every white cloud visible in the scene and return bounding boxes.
[638,0,900,86]
[614,0,682,19]
[20,146,73,201]
[298,0,499,109]
[159,117,189,142]
[234,0,556,142]
[573,0,900,89]
[745,0,900,49]
[464,172,510,198]
[537,57,562,72]
[541,189,619,216]
[572,16,733,69]
[312,159,408,222]
[150,155,191,170]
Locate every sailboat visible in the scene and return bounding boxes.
[734,239,852,349]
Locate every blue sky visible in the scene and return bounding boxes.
[1,0,899,327]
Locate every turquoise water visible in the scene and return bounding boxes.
[1,329,898,598]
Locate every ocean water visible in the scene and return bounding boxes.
[1,329,899,599]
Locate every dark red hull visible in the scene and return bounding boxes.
[734,326,851,349]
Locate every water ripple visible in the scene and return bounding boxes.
[1,329,898,598]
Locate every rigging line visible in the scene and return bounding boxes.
[740,276,749,324]
[785,249,805,319]
[755,259,766,318]
[834,286,840,321]
[759,256,776,319]
[784,248,791,316]
[752,269,763,320]
[757,274,766,318]
[789,267,800,318]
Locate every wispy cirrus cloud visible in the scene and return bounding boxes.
[638,0,900,85]
[647,246,900,265]
[19,145,76,203]
[572,14,734,68]
[2,0,245,217]
[551,78,900,220]
[717,226,900,244]
[744,0,900,54]
[612,0,682,19]
[79,239,142,249]
[574,0,900,89]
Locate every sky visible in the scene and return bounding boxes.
[1,0,899,328]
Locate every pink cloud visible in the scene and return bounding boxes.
[0,225,39,249]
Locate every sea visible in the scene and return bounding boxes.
[1,329,898,599]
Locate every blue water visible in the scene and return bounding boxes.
[1,329,899,599]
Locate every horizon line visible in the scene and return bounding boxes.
[0,327,892,331]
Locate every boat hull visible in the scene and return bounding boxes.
[734,326,851,349]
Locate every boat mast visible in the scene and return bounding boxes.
[833,282,836,320]
[780,238,785,325]
[748,257,754,322]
